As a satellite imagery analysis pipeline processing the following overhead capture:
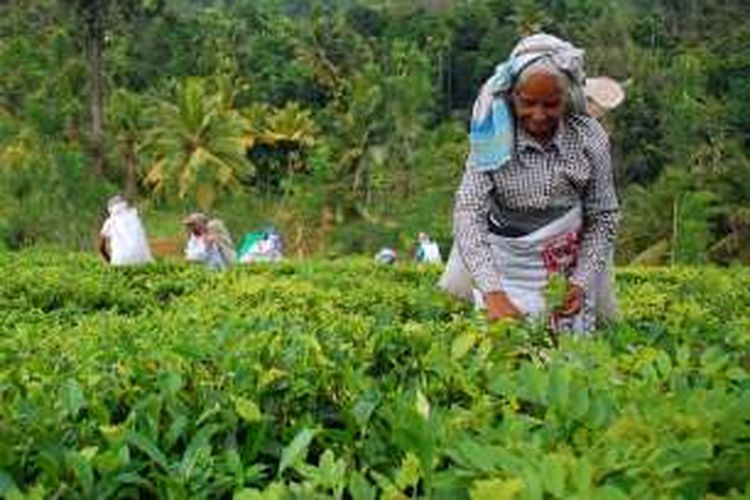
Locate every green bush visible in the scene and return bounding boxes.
[0,251,748,498]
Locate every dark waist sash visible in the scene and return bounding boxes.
[487,206,574,238]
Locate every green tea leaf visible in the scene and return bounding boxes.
[451,331,477,360]
[316,449,347,492]
[278,428,318,476]
[395,451,421,490]
[349,470,377,500]
[65,449,94,495]
[234,397,262,423]
[180,424,220,481]
[165,415,189,448]
[353,390,381,429]
[593,485,629,500]
[125,431,169,471]
[541,456,565,497]
[470,477,524,500]
[568,380,590,420]
[548,363,571,411]
[60,379,85,417]
[0,469,17,496]
[545,272,567,311]
[94,445,130,474]
[415,389,430,420]
[450,439,523,474]
[158,371,184,396]
[518,363,548,404]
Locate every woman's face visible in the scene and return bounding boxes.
[512,71,565,144]
[188,223,206,237]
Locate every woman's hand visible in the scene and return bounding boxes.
[484,291,524,322]
[557,282,584,317]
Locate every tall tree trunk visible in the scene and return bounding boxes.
[122,137,138,199]
[85,0,108,176]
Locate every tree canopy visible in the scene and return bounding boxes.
[2,0,750,263]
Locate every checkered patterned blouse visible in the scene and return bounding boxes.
[454,114,619,293]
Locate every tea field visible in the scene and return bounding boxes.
[0,250,748,499]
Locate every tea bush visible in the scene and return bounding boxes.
[0,250,748,499]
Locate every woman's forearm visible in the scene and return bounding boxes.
[454,169,503,293]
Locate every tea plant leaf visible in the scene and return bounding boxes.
[593,485,629,500]
[179,424,221,481]
[278,428,318,476]
[369,470,407,500]
[469,477,524,500]
[415,389,430,420]
[311,449,347,494]
[349,470,377,500]
[65,449,94,496]
[568,380,590,420]
[541,456,565,497]
[450,439,523,474]
[451,331,477,360]
[60,379,85,417]
[517,362,547,404]
[395,451,421,490]
[548,363,571,411]
[233,397,262,423]
[244,463,268,483]
[353,390,381,429]
[0,470,17,496]
[126,430,169,471]
[165,415,189,448]
[94,445,131,474]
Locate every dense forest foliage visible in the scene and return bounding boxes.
[2,0,750,262]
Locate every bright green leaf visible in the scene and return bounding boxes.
[234,397,262,423]
[470,477,524,500]
[278,428,318,476]
[451,332,476,360]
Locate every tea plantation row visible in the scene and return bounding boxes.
[0,250,748,499]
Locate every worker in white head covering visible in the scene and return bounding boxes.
[98,195,153,265]
[416,232,443,264]
[183,212,235,270]
[445,33,621,333]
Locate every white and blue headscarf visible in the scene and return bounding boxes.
[468,34,587,172]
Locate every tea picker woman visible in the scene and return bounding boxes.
[183,212,236,270]
[440,34,619,333]
[98,194,153,266]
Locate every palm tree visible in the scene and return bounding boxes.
[142,77,250,210]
